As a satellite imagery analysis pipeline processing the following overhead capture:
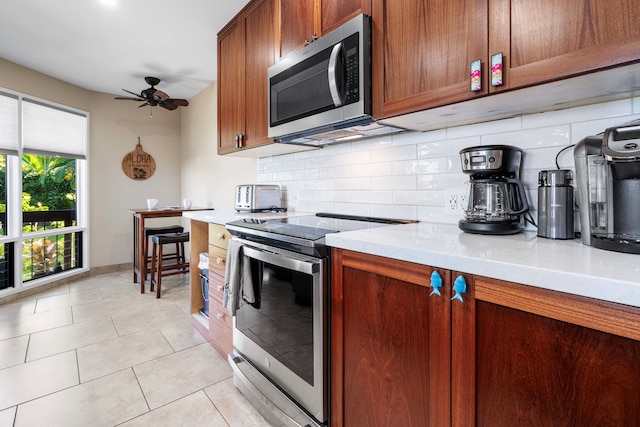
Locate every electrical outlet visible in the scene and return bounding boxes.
[445,190,458,214]
[445,188,468,215]
[457,189,468,213]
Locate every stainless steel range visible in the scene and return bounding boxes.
[225,213,415,427]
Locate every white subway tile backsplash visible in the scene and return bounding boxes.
[571,114,640,144]
[332,202,371,217]
[370,204,418,221]
[393,158,448,175]
[446,116,522,139]
[419,136,481,159]
[482,125,570,150]
[294,166,351,180]
[393,129,446,146]
[393,190,442,207]
[368,144,417,163]
[331,177,371,190]
[417,173,467,190]
[352,162,394,177]
[351,191,393,204]
[522,99,632,129]
[370,175,417,190]
[259,96,638,225]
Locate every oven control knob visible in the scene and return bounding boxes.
[264,357,270,368]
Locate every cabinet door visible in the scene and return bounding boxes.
[279,0,316,57]
[452,274,640,426]
[331,249,451,427]
[243,0,277,149]
[217,19,245,154]
[279,0,371,58]
[489,0,640,92]
[371,0,488,119]
[320,0,371,35]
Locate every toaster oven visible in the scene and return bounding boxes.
[235,185,282,212]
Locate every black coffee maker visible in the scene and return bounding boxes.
[574,121,640,254]
[459,145,530,235]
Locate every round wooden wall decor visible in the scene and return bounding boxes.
[122,137,156,180]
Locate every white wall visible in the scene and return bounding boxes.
[257,95,640,229]
[180,81,257,211]
[89,92,182,267]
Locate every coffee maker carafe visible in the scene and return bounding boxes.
[574,122,640,254]
[459,145,530,235]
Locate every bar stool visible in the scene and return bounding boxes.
[149,232,190,298]
[141,225,184,293]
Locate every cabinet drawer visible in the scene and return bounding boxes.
[209,298,233,356]
[208,223,232,250]
[208,245,227,277]
[208,272,225,303]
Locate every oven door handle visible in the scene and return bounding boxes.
[242,245,320,275]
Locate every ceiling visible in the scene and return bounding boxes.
[0,0,251,101]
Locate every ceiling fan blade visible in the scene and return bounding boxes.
[114,96,144,101]
[160,98,189,110]
[138,102,148,108]
[122,89,143,98]
[159,102,179,111]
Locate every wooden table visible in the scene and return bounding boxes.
[129,207,213,293]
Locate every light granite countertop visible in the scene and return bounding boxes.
[183,209,313,225]
[184,210,640,309]
[325,222,640,309]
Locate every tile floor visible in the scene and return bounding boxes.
[0,271,271,426]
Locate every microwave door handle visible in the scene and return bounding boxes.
[242,245,319,275]
[328,42,344,107]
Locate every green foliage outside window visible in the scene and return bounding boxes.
[21,154,76,210]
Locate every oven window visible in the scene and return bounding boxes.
[236,261,315,386]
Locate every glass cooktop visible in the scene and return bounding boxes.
[226,212,417,254]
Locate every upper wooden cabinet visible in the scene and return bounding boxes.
[217,0,277,155]
[279,0,371,58]
[490,0,640,93]
[371,0,640,120]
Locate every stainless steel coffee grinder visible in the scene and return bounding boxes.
[459,145,530,235]
[537,169,575,239]
[574,121,640,254]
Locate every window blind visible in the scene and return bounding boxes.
[0,92,19,156]
[22,99,87,159]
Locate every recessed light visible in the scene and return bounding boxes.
[100,0,117,7]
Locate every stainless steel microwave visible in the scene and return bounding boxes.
[267,14,405,146]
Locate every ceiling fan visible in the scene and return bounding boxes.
[114,76,189,111]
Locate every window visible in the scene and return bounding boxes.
[0,89,88,294]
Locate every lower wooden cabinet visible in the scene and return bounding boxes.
[331,249,452,426]
[453,275,640,426]
[331,248,640,426]
[207,223,233,358]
